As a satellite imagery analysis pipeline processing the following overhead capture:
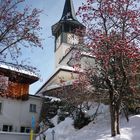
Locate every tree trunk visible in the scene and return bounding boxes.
[116,107,120,134]
[111,96,121,136]
[106,79,117,137]
[110,103,116,136]
[110,90,117,137]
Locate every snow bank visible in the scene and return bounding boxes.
[36,117,75,140]
[36,113,140,140]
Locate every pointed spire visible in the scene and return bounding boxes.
[61,0,77,21]
[52,0,85,36]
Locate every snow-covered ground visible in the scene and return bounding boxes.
[36,105,140,140]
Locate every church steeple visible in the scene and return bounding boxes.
[52,0,85,36]
[52,0,85,67]
[61,0,77,21]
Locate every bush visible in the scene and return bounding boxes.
[58,115,65,123]
[57,102,75,123]
[73,111,91,129]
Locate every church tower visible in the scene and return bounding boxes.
[36,0,86,96]
[52,0,85,68]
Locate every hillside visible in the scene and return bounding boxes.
[36,106,140,140]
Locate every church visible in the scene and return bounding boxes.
[36,0,95,99]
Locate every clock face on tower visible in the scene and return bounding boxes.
[67,33,79,45]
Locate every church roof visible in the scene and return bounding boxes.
[61,0,77,21]
[35,65,76,94]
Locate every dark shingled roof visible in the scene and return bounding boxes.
[61,0,77,21]
[52,0,85,36]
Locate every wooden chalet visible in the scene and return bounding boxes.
[0,63,39,99]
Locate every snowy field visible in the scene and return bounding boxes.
[36,106,140,140]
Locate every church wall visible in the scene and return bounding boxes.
[81,56,96,69]
[40,70,78,93]
[55,43,72,67]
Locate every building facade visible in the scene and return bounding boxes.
[0,95,42,133]
[0,63,42,140]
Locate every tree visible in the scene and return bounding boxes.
[75,0,140,136]
[0,0,42,97]
[0,0,42,63]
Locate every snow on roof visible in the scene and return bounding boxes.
[58,65,75,71]
[44,96,61,102]
[46,84,60,91]
[0,62,38,77]
[45,80,74,91]
[81,52,95,58]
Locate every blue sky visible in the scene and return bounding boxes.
[23,0,85,94]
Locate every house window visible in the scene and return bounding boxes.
[20,126,30,133]
[2,125,13,132]
[29,104,36,113]
[0,102,2,114]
